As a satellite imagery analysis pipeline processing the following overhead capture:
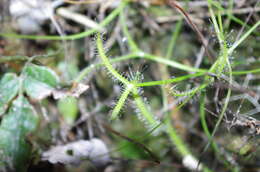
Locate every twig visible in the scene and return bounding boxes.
[57,7,104,31]
[194,39,209,69]
[235,0,260,41]
[167,0,214,61]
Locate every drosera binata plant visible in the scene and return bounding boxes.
[94,7,213,171]
[0,0,260,171]
[94,1,260,171]
[96,32,160,129]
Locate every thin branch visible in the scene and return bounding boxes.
[167,0,214,61]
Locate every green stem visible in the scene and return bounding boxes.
[228,20,260,55]
[142,53,206,73]
[166,118,212,172]
[136,72,205,87]
[232,68,260,75]
[166,20,183,59]
[199,92,219,152]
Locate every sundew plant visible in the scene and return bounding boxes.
[0,0,260,171]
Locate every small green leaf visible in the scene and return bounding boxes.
[0,73,19,115]
[23,64,59,100]
[0,96,39,171]
[58,96,78,125]
[23,77,53,100]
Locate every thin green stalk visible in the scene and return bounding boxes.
[166,20,183,59]
[208,0,222,44]
[142,53,206,73]
[166,118,212,172]
[136,72,205,87]
[224,0,234,29]
[160,63,212,171]
[199,93,219,152]
[232,68,260,75]
[228,20,260,55]
[202,88,231,155]
[200,91,238,172]
[166,118,189,156]
[217,11,224,36]
[118,7,205,74]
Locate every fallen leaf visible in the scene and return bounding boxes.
[42,138,110,167]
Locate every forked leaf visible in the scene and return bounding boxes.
[23,64,59,100]
[0,96,39,171]
[0,73,19,115]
